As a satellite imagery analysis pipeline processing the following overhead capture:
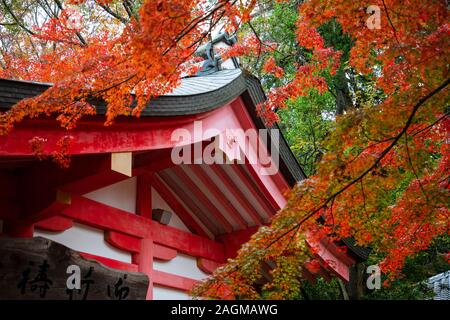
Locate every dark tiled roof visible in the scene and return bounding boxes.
[342,238,372,261]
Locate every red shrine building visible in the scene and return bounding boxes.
[0,35,368,299]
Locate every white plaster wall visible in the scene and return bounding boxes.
[84,177,137,213]
[153,285,190,300]
[34,222,132,263]
[153,253,209,281]
[151,187,190,232]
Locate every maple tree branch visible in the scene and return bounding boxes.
[411,111,449,137]
[1,0,36,35]
[404,133,430,204]
[97,2,129,24]
[0,21,16,26]
[187,8,227,50]
[122,0,133,19]
[53,0,87,46]
[247,21,263,68]
[264,77,450,249]
[381,0,402,50]
[360,179,370,220]
[164,0,236,56]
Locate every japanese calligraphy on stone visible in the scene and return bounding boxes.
[0,237,149,300]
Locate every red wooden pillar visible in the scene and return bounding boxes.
[135,173,154,299]
[134,238,154,300]
[136,173,153,219]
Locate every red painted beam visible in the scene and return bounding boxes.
[137,238,153,299]
[20,153,130,195]
[153,223,225,263]
[242,161,282,211]
[105,231,177,261]
[171,166,234,233]
[0,103,234,156]
[188,165,248,230]
[153,270,198,292]
[319,238,356,267]
[62,194,152,238]
[105,231,141,253]
[154,244,178,261]
[157,171,220,235]
[35,216,73,232]
[197,258,223,275]
[152,175,210,238]
[81,249,200,294]
[306,236,354,282]
[231,97,290,203]
[60,196,225,262]
[79,252,139,272]
[133,149,176,175]
[21,189,71,223]
[136,173,152,219]
[2,220,34,237]
[1,154,130,223]
[211,164,265,226]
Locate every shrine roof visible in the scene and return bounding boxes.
[0,69,305,186]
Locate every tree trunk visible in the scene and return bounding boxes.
[334,71,353,115]
[346,263,366,300]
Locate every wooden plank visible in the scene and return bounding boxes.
[152,223,225,263]
[61,198,225,262]
[188,165,248,229]
[105,231,178,261]
[211,164,265,225]
[171,166,234,233]
[157,171,220,235]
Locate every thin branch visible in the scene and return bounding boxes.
[163,0,236,56]
[122,0,133,19]
[381,0,401,48]
[248,21,263,68]
[1,0,36,35]
[404,133,430,203]
[411,111,449,137]
[53,0,87,46]
[97,1,128,24]
[0,21,16,26]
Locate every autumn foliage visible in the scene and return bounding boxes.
[1,0,449,299]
